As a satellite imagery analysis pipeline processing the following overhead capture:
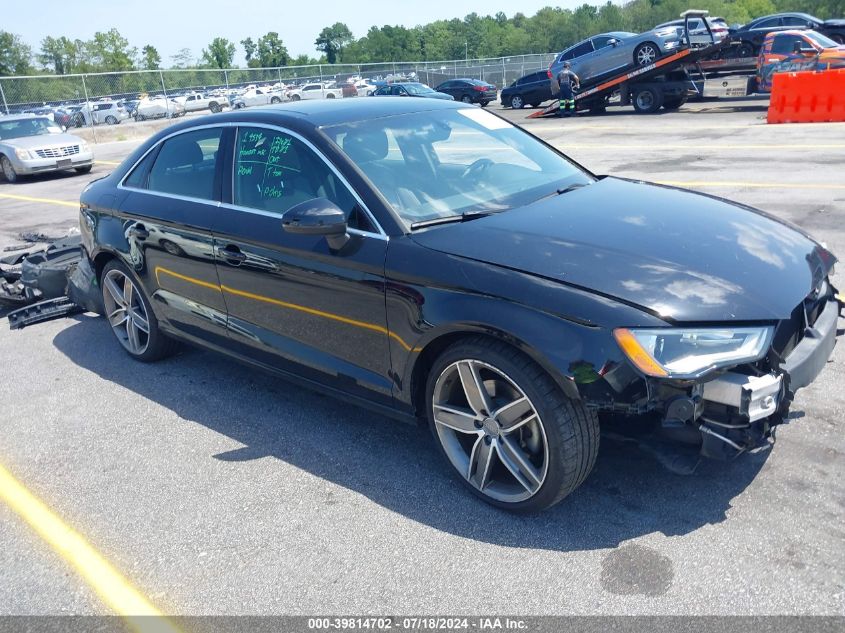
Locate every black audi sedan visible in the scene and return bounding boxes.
[434,79,498,105]
[78,98,841,512]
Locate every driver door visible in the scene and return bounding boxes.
[211,125,393,404]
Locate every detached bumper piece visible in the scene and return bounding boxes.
[8,297,82,330]
[4,237,103,331]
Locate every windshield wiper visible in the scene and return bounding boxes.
[410,210,494,230]
[534,182,590,204]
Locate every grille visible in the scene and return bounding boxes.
[35,145,80,159]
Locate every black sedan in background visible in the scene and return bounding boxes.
[78,98,840,512]
[500,70,554,109]
[434,78,498,105]
[730,12,845,56]
[371,82,453,100]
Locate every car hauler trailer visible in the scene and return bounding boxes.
[531,11,733,117]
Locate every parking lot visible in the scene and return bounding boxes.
[1,97,843,617]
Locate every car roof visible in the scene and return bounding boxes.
[0,114,45,122]
[750,12,816,25]
[176,97,474,129]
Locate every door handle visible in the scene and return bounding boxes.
[219,244,247,265]
[128,224,149,240]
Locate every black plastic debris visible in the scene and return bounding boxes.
[19,235,82,302]
[8,297,83,330]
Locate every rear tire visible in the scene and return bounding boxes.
[662,96,687,110]
[632,86,664,113]
[426,336,599,513]
[209,102,221,113]
[270,96,281,104]
[737,41,756,58]
[101,260,178,362]
[105,115,118,125]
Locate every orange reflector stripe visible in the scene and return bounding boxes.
[613,328,669,377]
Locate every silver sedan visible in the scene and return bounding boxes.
[549,27,684,85]
[0,115,93,183]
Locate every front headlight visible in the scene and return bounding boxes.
[614,326,774,378]
[14,147,32,160]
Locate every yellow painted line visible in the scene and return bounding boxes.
[0,463,181,632]
[96,159,121,166]
[0,193,78,208]
[566,143,845,150]
[155,266,422,353]
[655,180,845,190]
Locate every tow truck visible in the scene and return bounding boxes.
[531,14,845,117]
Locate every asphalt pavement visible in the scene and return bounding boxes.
[0,97,843,617]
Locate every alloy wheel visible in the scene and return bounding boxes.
[432,359,549,503]
[102,269,150,355]
[636,44,658,65]
[511,95,524,109]
[1,157,17,183]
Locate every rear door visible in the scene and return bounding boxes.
[211,124,393,404]
[117,125,231,344]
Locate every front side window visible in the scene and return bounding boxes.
[781,16,810,27]
[146,128,222,200]
[325,108,590,227]
[772,34,808,54]
[233,126,373,231]
[754,18,781,30]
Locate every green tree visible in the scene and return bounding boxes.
[0,31,33,76]
[141,45,161,70]
[38,36,80,74]
[202,37,236,68]
[170,47,194,69]
[241,37,256,64]
[256,32,289,67]
[85,28,136,71]
[315,22,354,64]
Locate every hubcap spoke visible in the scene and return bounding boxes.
[131,308,149,334]
[457,360,492,416]
[468,437,495,490]
[107,307,128,327]
[123,277,134,307]
[497,435,542,493]
[104,275,126,307]
[126,319,142,352]
[433,404,480,434]
[493,396,533,430]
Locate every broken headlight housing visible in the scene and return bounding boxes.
[614,326,774,379]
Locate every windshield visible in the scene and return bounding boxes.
[0,117,62,140]
[405,83,434,94]
[805,31,838,48]
[323,107,591,228]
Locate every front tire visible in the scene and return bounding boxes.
[1,155,18,183]
[510,95,524,109]
[426,337,599,512]
[101,260,177,362]
[74,165,93,174]
[634,42,660,66]
[270,96,281,104]
[461,94,473,103]
[105,115,118,125]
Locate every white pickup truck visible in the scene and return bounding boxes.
[173,92,226,113]
[287,83,344,101]
[231,88,283,109]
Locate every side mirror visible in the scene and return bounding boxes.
[608,38,619,47]
[282,197,349,250]
[798,45,817,55]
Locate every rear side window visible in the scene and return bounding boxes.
[754,18,780,29]
[123,147,160,189]
[146,128,222,200]
[562,41,593,60]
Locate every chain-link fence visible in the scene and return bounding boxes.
[0,53,556,116]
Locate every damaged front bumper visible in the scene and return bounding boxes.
[670,296,842,460]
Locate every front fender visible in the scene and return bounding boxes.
[385,238,663,414]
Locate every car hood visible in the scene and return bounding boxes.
[410,177,835,323]
[421,92,454,100]
[4,133,85,150]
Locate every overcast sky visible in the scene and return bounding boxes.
[6,0,592,66]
